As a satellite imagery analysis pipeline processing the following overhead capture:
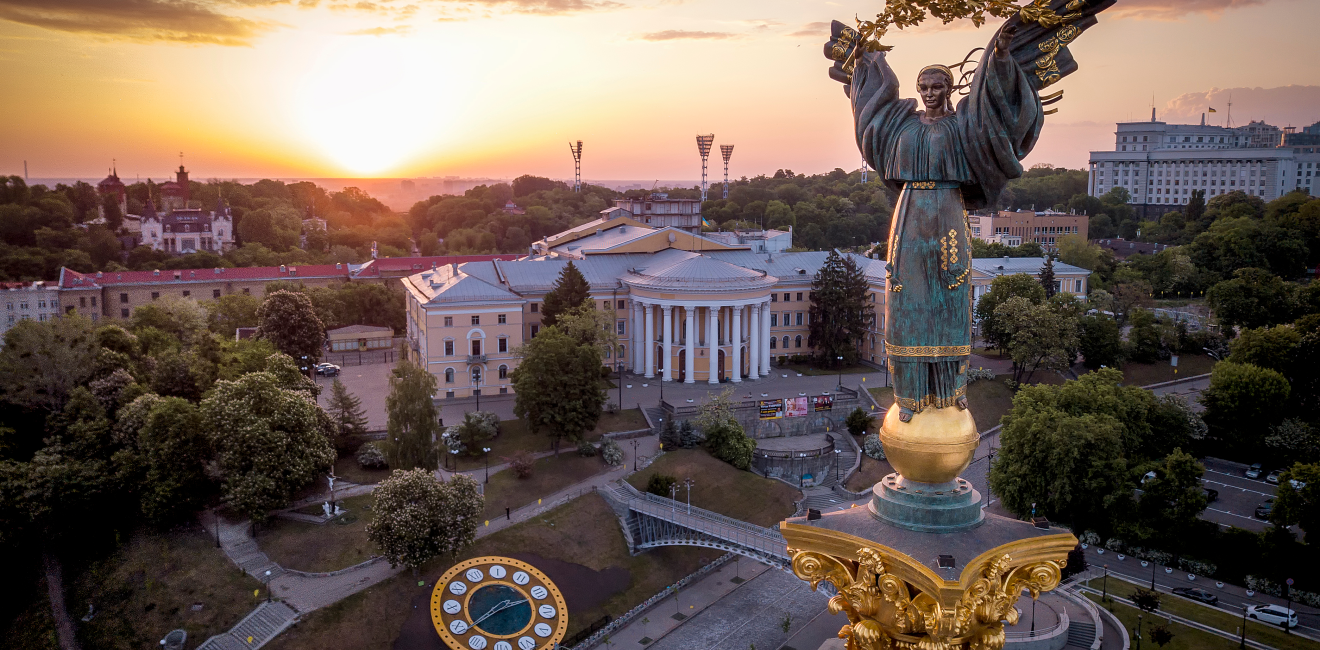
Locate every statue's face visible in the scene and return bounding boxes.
[917,72,950,112]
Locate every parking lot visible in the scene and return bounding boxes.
[1199,457,1278,532]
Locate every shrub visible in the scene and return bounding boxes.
[577,439,598,457]
[659,419,680,449]
[845,407,875,436]
[1061,544,1088,581]
[601,438,624,466]
[863,433,886,460]
[647,473,678,497]
[1104,537,1125,553]
[703,419,756,470]
[1178,558,1217,577]
[356,442,387,469]
[966,367,996,383]
[505,451,535,479]
[1080,531,1101,545]
[1131,587,1161,613]
[1245,575,1283,597]
[678,420,701,449]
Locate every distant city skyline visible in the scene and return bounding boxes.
[1,0,1317,179]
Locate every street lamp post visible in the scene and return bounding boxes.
[214,509,221,548]
[1285,578,1294,635]
[265,569,272,603]
[617,362,624,410]
[836,355,844,391]
[1239,604,1249,649]
[631,438,640,472]
[670,484,678,516]
[1150,556,1158,590]
[1030,597,1036,632]
[684,478,695,514]
[799,453,806,488]
[483,447,491,483]
[1102,565,1109,601]
[1135,613,1143,650]
[834,448,841,483]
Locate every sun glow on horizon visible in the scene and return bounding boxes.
[292,36,467,176]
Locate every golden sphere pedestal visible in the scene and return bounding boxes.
[878,404,978,485]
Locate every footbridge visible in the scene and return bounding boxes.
[599,481,791,569]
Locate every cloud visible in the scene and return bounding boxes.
[346,24,411,34]
[788,21,829,37]
[636,29,736,41]
[0,0,276,45]
[1111,0,1269,20]
[1161,85,1320,128]
[451,0,621,15]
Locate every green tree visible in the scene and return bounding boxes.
[200,370,335,524]
[0,314,99,412]
[703,419,756,469]
[1039,255,1057,298]
[133,396,213,524]
[1227,325,1301,381]
[540,261,591,328]
[975,274,1046,353]
[807,250,873,368]
[1079,314,1122,369]
[1264,420,1320,467]
[1272,462,1320,534]
[384,360,441,470]
[1056,234,1103,270]
[1207,268,1299,332]
[1200,361,1290,452]
[845,407,875,436]
[255,289,326,366]
[204,293,261,336]
[1125,308,1164,363]
[366,470,483,573]
[447,411,497,457]
[1129,449,1208,553]
[326,378,369,451]
[512,326,605,453]
[994,295,1079,385]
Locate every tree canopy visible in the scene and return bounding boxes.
[511,325,605,452]
[807,250,873,368]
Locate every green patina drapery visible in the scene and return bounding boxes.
[852,36,1042,416]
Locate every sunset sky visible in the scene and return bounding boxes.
[1,0,1318,182]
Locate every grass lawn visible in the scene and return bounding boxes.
[267,494,712,650]
[626,448,800,527]
[481,453,613,520]
[1120,354,1216,387]
[69,526,264,650]
[261,494,376,573]
[972,347,1007,359]
[779,362,873,377]
[846,453,893,493]
[1084,578,1314,650]
[334,454,390,486]
[450,409,647,471]
[868,380,1012,433]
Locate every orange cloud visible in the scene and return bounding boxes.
[1112,0,1269,19]
[0,0,275,45]
[636,29,736,41]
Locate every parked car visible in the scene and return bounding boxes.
[1246,463,1263,479]
[1266,470,1281,485]
[1255,498,1275,520]
[1247,604,1298,628]
[1172,587,1219,605]
[1142,470,1158,485]
[1202,487,1219,503]
[315,363,341,376]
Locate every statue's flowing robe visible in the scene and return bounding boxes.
[852,42,1042,414]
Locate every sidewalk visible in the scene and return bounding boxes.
[601,559,772,647]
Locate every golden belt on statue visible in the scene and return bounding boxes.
[886,344,971,357]
[904,181,962,190]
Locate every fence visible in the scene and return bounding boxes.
[659,387,861,440]
[750,435,840,486]
[562,616,611,647]
[322,349,397,366]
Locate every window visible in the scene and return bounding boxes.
[444,316,453,327]
[531,325,539,338]
[471,315,480,326]
[770,294,777,302]
[782,335,790,349]
[498,337,508,353]
[444,340,455,356]
[471,339,482,356]
[795,312,804,326]
[182,291,190,298]
[783,292,791,302]
[471,367,482,383]
[498,314,506,324]
[121,308,129,318]
[498,365,509,379]
[618,344,626,359]
[120,293,129,303]
[19,302,27,310]
[79,297,86,308]
[446,390,455,399]
[151,292,159,300]
[795,335,803,348]
[617,320,626,335]
[242,288,250,295]
[770,313,778,327]
[445,368,455,383]
[213,289,221,298]
[770,337,777,349]
[604,346,611,359]
[617,300,626,309]
[530,303,539,313]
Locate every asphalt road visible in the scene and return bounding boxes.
[1199,458,1278,533]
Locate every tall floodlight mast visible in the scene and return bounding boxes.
[720,144,735,199]
[568,140,583,192]
[696,134,714,203]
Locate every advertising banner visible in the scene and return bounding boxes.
[785,397,810,417]
[812,395,833,412]
[759,399,785,419]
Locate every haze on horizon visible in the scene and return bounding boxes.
[1,0,1318,182]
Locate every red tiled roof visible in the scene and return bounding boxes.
[351,255,521,277]
[58,264,351,289]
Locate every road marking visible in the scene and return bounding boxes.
[1205,507,1264,523]
[1200,478,1273,497]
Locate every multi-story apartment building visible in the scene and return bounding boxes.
[970,257,1090,306]
[1088,114,1320,218]
[606,193,704,233]
[969,210,1089,250]
[404,218,1090,399]
[0,282,62,335]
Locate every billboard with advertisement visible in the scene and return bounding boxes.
[785,397,810,417]
[813,395,833,412]
[759,399,785,419]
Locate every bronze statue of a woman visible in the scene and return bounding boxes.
[824,0,1112,483]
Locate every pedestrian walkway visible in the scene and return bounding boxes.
[599,559,773,648]
[195,602,297,650]
[644,566,831,650]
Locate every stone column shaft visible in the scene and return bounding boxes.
[731,305,742,383]
[707,305,719,384]
[684,309,696,384]
[749,304,760,379]
[661,305,673,382]
[644,303,655,379]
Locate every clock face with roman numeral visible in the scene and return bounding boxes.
[431,556,568,650]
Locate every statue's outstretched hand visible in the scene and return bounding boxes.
[824,20,861,86]
[995,24,1018,57]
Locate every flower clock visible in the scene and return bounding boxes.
[431,556,568,650]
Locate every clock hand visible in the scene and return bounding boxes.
[470,599,529,628]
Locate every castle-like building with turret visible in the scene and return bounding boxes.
[96,164,235,254]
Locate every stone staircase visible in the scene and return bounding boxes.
[818,438,858,488]
[798,486,848,514]
[1064,621,1096,649]
[196,601,297,650]
[224,536,286,583]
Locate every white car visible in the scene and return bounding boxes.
[1247,604,1298,628]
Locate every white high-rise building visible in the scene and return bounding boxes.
[1088,112,1320,217]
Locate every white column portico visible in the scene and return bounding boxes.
[731,305,742,383]
[661,306,673,382]
[644,303,655,379]
[684,308,696,383]
[707,305,719,384]
[631,302,643,372]
[749,303,760,379]
[761,299,772,375]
